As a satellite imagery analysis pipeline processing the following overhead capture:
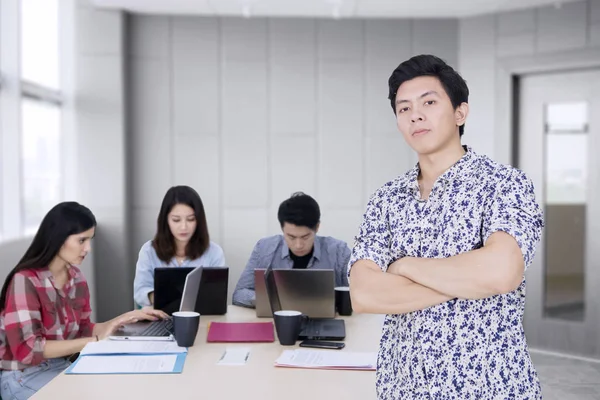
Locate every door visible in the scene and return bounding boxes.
[519,70,600,358]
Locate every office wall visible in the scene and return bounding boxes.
[74,1,129,320]
[0,1,119,321]
[458,0,600,164]
[127,16,458,299]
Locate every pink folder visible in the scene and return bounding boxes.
[206,322,275,343]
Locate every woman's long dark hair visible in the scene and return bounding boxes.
[153,186,210,262]
[0,202,96,312]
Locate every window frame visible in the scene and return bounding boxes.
[0,0,71,242]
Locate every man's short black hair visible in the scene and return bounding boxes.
[388,54,469,136]
[277,192,320,230]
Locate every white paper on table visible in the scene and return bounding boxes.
[217,347,251,366]
[70,355,178,374]
[80,340,187,356]
[275,349,376,370]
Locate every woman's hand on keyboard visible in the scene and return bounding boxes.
[120,308,169,324]
[140,306,169,319]
[95,308,170,340]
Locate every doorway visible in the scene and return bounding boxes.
[518,70,600,358]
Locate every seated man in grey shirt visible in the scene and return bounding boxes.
[232,192,351,308]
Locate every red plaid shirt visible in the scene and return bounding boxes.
[0,266,95,370]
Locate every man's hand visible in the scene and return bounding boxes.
[387,257,412,276]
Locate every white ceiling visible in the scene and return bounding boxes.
[89,0,585,19]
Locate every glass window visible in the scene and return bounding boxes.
[21,0,60,89]
[545,133,587,205]
[21,98,62,235]
[543,101,588,322]
[546,101,588,132]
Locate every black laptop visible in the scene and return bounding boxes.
[154,266,229,316]
[264,267,345,341]
[111,266,203,341]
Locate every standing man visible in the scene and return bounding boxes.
[348,54,544,399]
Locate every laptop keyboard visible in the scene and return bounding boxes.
[139,318,173,337]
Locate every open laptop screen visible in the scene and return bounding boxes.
[154,266,229,315]
[257,268,335,318]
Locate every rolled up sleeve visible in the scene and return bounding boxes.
[3,274,46,366]
[348,190,393,277]
[482,169,544,269]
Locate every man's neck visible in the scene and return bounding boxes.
[417,142,465,184]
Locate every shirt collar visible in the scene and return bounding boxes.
[407,145,477,195]
[438,145,476,183]
[37,266,77,286]
[280,235,321,260]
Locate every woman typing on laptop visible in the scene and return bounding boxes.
[0,202,167,400]
[133,185,225,308]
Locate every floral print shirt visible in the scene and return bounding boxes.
[349,146,544,399]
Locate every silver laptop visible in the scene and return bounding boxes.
[254,268,335,318]
[109,266,203,341]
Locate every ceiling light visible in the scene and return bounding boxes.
[242,4,252,18]
[325,0,343,20]
[238,0,258,18]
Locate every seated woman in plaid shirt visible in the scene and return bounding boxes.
[0,202,168,400]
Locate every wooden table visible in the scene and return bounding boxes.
[33,306,384,400]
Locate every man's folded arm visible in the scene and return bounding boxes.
[349,259,453,315]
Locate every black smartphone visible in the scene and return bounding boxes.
[299,340,345,350]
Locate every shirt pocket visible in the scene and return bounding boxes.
[62,298,86,337]
[71,298,88,325]
[39,300,60,331]
[71,298,87,314]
